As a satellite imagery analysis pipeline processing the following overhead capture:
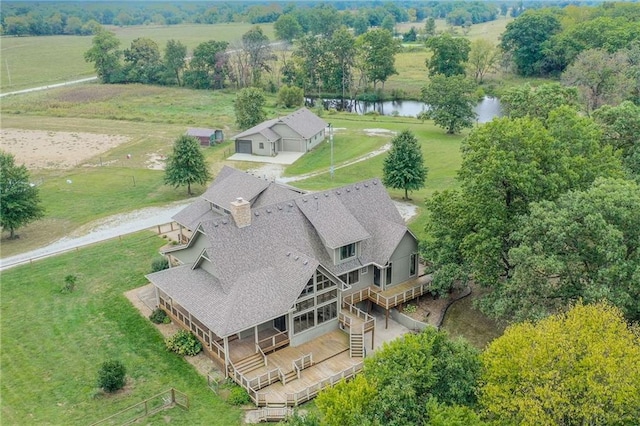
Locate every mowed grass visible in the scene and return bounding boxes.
[0,23,274,92]
[288,113,464,240]
[0,232,243,425]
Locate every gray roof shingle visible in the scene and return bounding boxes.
[149,170,412,338]
[232,108,327,141]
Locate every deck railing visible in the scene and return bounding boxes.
[343,278,432,310]
[256,344,268,367]
[257,330,289,353]
[248,367,282,390]
[292,353,313,379]
[285,362,364,406]
[252,407,294,422]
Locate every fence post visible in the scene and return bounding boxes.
[145,400,148,416]
[171,388,176,404]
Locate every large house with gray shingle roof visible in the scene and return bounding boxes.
[147,166,430,406]
[233,108,327,156]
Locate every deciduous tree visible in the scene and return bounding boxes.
[184,40,229,89]
[242,26,272,87]
[421,74,477,134]
[356,29,400,90]
[421,111,622,292]
[274,14,302,42]
[84,29,122,83]
[488,178,640,322]
[316,328,481,426]
[0,151,45,239]
[481,303,640,425]
[593,101,640,179]
[123,37,162,84]
[163,39,187,86]
[234,87,266,130]
[425,33,471,77]
[382,130,428,200]
[501,83,579,121]
[164,136,211,196]
[562,48,633,113]
[467,39,499,83]
[500,9,561,76]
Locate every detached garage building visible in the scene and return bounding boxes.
[233,108,327,156]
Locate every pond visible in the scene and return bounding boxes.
[308,96,503,123]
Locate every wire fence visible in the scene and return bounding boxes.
[89,388,188,426]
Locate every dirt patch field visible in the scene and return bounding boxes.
[1,128,130,169]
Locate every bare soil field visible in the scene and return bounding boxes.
[1,128,130,169]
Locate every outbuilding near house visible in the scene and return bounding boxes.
[186,128,224,146]
[233,108,327,156]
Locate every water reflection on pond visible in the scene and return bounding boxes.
[308,97,503,123]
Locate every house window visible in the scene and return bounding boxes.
[295,298,315,312]
[259,142,264,149]
[293,311,315,334]
[410,254,417,276]
[340,243,356,260]
[316,271,335,291]
[339,270,360,285]
[317,302,337,325]
[317,289,337,304]
[386,263,393,285]
[300,278,314,297]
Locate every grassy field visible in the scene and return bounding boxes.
[0,232,243,425]
[0,23,274,92]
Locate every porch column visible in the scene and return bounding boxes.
[254,326,259,351]
[223,336,230,376]
[178,224,184,245]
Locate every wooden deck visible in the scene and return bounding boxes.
[344,273,433,310]
[231,330,364,406]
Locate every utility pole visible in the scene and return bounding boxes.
[329,123,334,179]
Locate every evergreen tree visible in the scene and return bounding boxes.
[164,136,211,195]
[382,130,428,200]
[0,151,45,239]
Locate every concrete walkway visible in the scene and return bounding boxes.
[227,151,305,165]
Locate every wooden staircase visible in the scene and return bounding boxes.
[349,331,364,358]
[282,370,297,384]
[234,353,264,374]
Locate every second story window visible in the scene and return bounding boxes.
[340,243,356,260]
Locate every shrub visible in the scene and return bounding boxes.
[150,257,169,273]
[404,304,417,314]
[149,308,169,324]
[97,360,126,393]
[227,385,251,405]
[165,330,202,356]
[60,274,77,293]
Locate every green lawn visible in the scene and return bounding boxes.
[0,232,243,425]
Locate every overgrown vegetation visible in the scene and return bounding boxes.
[150,257,169,273]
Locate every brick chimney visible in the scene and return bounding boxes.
[230,197,251,228]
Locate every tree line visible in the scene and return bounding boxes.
[1,0,505,37]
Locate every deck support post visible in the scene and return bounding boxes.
[385,308,389,329]
[371,329,375,350]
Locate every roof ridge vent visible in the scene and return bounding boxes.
[355,185,360,190]
[324,193,329,197]
[303,260,308,265]
[294,256,299,261]
[286,252,291,256]
[222,219,228,224]
[337,190,341,195]
[266,208,272,213]
[314,195,318,199]
[373,180,378,185]
[364,183,369,187]
[346,188,351,192]
[254,211,260,216]
[277,205,283,210]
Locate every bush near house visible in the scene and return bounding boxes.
[165,330,202,356]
